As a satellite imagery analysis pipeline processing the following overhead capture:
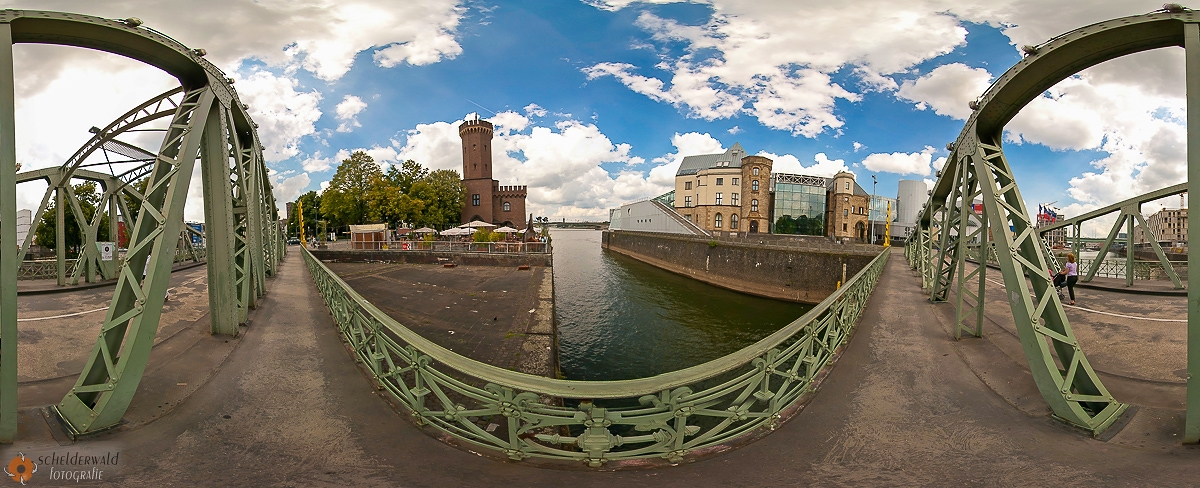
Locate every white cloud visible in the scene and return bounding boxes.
[764,152,849,178]
[861,146,946,176]
[583,2,969,136]
[897,63,993,120]
[852,142,864,152]
[0,0,468,82]
[335,95,367,133]
[646,132,726,187]
[523,103,548,117]
[271,171,312,214]
[301,151,336,173]
[232,69,323,162]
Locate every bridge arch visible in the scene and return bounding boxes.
[919,9,1200,437]
[0,10,281,440]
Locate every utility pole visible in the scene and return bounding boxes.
[871,174,877,245]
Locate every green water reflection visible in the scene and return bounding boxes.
[552,229,812,381]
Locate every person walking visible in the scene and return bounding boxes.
[1062,253,1078,305]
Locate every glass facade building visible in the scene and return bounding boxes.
[770,174,827,236]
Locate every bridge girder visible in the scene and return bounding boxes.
[915,9,1200,437]
[0,10,282,441]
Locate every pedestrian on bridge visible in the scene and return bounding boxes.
[1062,253,1078,305]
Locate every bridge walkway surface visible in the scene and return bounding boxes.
[5,248,1199,485]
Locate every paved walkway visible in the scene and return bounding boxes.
[3,248,1199,486]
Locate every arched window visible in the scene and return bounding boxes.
[731,214,739,229]
[714,213,723,228]
[751,199,758,212]
[503,202,511,212]
[752,167,760,176]
[752,180,759,191]
[472,194,480,206]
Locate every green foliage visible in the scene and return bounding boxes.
[410,169,465,228]
[386,159,429,194]
[35,182,111,253]
[775,214,824,236]
[708,240,719,248]
[288,190,322,237]
[296,154,465,232]
[320,150,383,228]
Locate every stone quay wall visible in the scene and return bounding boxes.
[310,249,552,268]
[602,230,878,304]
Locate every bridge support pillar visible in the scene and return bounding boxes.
[1184,21,1200,444]
[0,23,16,443]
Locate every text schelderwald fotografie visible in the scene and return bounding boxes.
[37,451,119,482]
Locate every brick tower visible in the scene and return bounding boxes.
[459,117,527,228]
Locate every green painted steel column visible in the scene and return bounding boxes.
[0,22,16,443]
[201,104,240,336]
[1184,21,1200,444]
[1125,216,1134,287]
[55,185,65,285]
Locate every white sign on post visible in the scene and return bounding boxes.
[98,242,115,261]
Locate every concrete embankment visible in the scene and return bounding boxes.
[602,230,878,304]
[311,249,551,267]
[315,251,557,379]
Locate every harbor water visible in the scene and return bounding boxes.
[551,229,812,381]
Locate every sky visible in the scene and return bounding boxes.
[1,0,1190,236]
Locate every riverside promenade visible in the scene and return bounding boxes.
[2,247,1199,485]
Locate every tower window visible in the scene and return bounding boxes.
[752,167,759,176]
[503,202,511,211]
[472,194,480,206]
[751,199,758,212]
[752,180,759,191]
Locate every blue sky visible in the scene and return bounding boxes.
[3,0,1188,234]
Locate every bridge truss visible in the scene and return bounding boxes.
[908,8,1200,439]
[0,10,283,441]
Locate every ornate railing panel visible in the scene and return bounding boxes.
[302,246,889,466]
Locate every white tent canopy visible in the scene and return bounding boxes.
[439,227,471,236]
[413,227,437,234]
[459,220,496,229]
[493,226,519,233]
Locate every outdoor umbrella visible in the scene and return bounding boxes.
[414,227,436,234]
[459,221,497,229]
[493,226,519,233]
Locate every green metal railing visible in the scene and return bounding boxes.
[302,246,889,467]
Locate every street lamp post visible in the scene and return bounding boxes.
[870,174,877,245]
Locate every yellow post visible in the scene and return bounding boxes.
[297,200,306,247]
[884,201,892,247]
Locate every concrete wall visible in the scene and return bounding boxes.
[602,230,878,304]
[610,200,696,234]
[311,249,551,267]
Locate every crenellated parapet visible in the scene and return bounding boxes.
[458,118,494,137]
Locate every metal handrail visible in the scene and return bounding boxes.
[302,245,889,466]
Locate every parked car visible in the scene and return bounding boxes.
[287,237,300,245]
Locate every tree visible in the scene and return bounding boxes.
[288,190,322,237]
[320,151,382,228]
[385,159,429,194]
[35,182,111,253]
[410,169,465,228]
[366,178,425,227]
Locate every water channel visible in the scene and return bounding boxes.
[551,229,812,381]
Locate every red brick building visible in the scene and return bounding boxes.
[459,117,527,228]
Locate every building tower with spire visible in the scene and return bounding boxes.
[459,116,526,228]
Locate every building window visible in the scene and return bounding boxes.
[753,167,760,176]
[732,177,739,185]
[715,213,723,228]
[844,209,848,217]
[472,194,480,206]
[731,214,739,229]
[843,223,848,232]
[751,199,758,212]
[752,180,759,191]
[685,181,692,190]
[686,214,692,221]
[845,182,850,191]
[731,193,739,206]
[716,178,724,186]
[684,196,692,207]
[715,193,723,205]
[503,202,511,212]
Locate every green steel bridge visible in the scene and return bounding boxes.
[1,8,1200,481]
